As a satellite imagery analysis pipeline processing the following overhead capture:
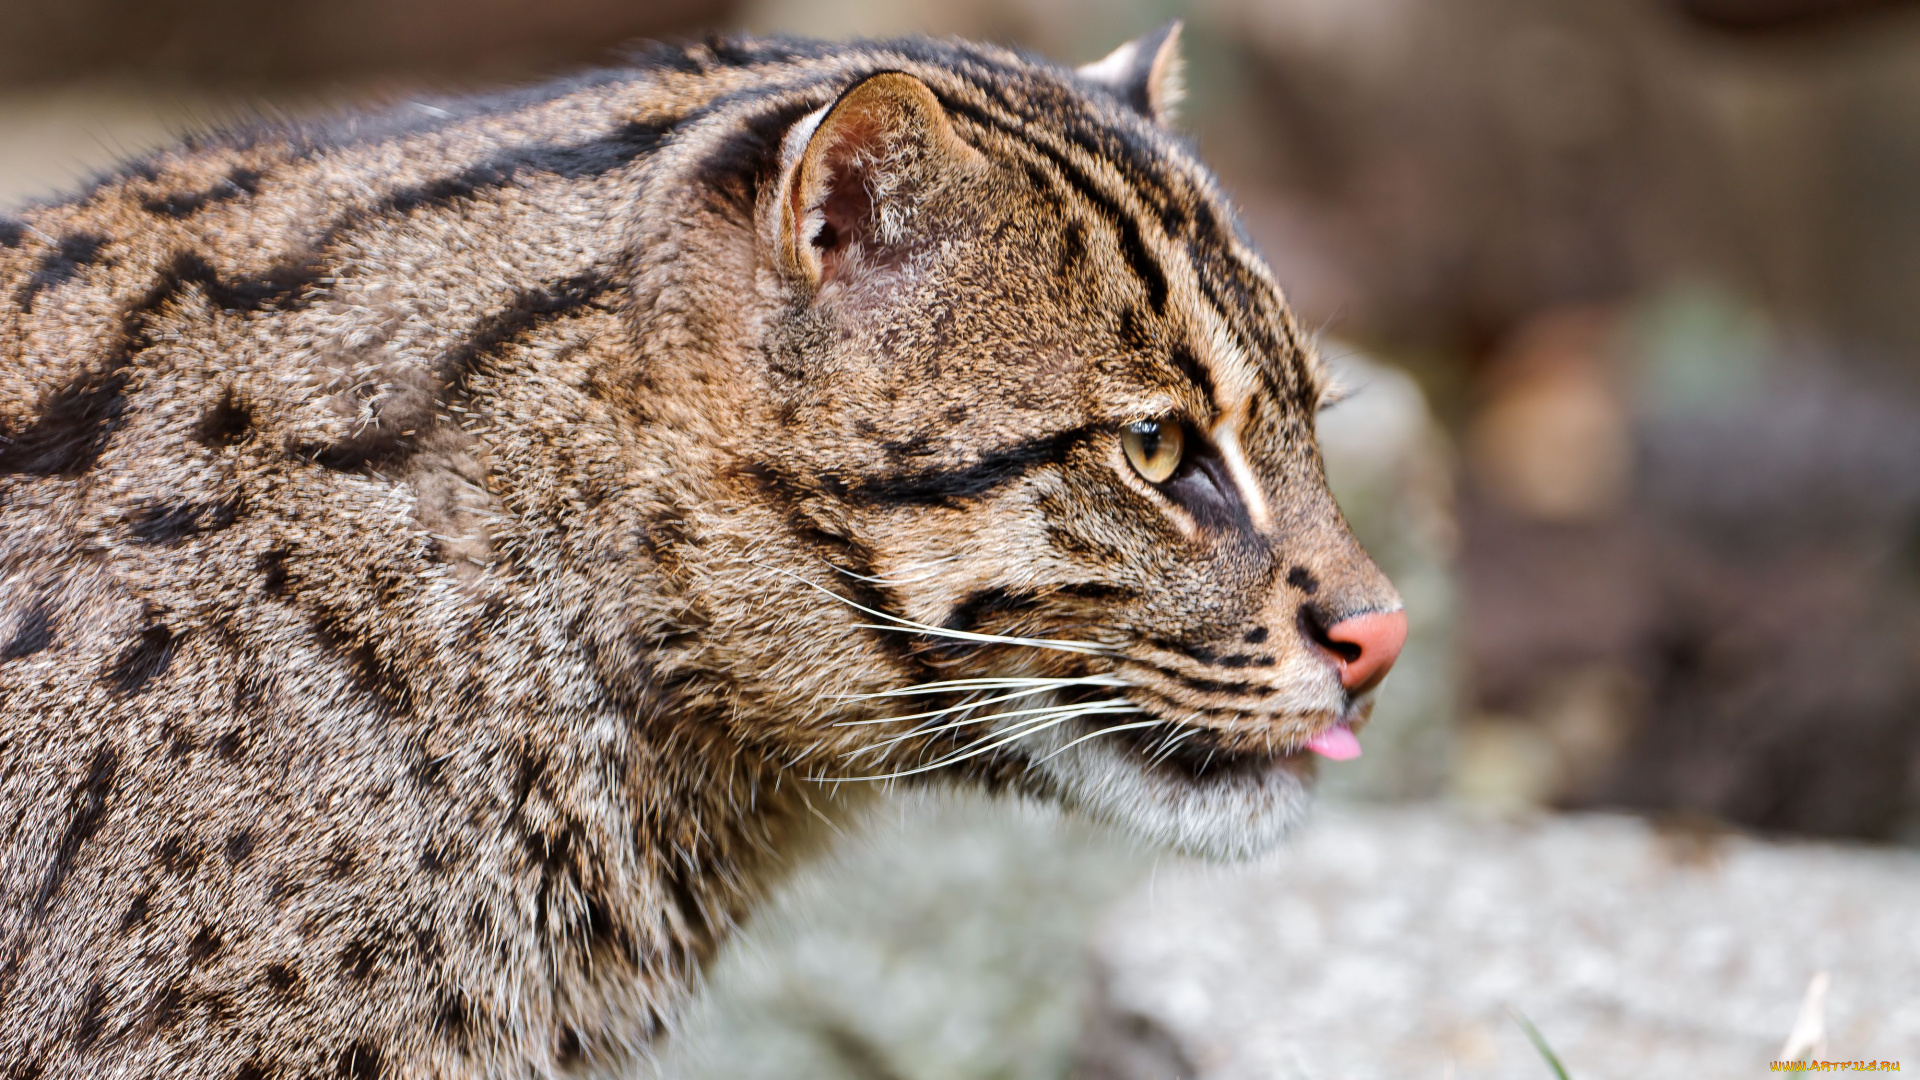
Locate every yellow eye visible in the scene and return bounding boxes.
[1121,419,1184,484]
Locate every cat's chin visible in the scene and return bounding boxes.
[1018,722,1318,861]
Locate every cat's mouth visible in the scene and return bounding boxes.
[1087,701,1371,781]
[1004,688,1373,859]
[1050,671,1372,778]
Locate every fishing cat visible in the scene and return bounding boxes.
[0,25,1405,1077]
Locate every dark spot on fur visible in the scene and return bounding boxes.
[0,217,24,248]
[662,860,711,958]
[1118,305,1152,350]
[71,980,110,1051]
[259,548,291,596]
[0,365,132,477]
[262,963,300,998]
[188,925,225,965]
[410,752,449,790]
[1212,653,1274,669]
[1287,567,1319,595]
[108,622,178,696]
[131,499,240,544]
[325,841,356,880]
[434,990,470,1044]
[1185,676,1258,696]
[411,925,440,962]
[1243,627,1269,644]
[309,614,413,719]
[34,747,118,916]
[155,833,201,877]
[2,602,54,660]
[196,389,253,447]
[338,935,381,983]
[142,168,262,218]
[266,874,303,906]
[224,830,255,864]
[162,719,196,759]
[556,1025,586,1065]
[418,842,446,874]
[232,1059,276,1080]
[149,980,188,1030]
[21,233,107,306]
[467,900,493,942]
[214,727,248,762]
[7,1060,43,1080]
[333,1041,383,1080]
[120,887,154,931]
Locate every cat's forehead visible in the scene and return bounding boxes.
[939,83,1325,429]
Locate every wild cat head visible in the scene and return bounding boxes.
[634,29,1404,859]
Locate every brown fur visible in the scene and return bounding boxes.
[0,32,1398,1077]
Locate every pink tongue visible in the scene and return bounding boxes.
[1304,725,1362,761]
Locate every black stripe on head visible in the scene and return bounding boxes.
[437,271,615,387]
[834,425,1095,506]
[299,270,613,472]
[945,581,1138,636]
[1169,343,1216,411]
[942,97,1169,313]
[733,462,924,672]
[378,119,679,216]
[0,249,320,477]
[944,587,1039,634]
[166,250,324,313]
[20,233,107,307]
[143,168,263,218]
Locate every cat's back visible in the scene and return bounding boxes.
[0,42,824,1073]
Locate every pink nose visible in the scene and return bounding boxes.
[1323,609,1407,693]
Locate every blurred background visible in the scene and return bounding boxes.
[6,0,1917,1075]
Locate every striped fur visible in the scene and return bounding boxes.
[0,32,1399,1077]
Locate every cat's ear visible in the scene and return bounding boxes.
[1077,22,1186,126]
[777,71,982,290]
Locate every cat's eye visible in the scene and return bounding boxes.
[1121,419,1184,484]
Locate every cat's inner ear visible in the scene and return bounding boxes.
[1077,22,1186,126]
[777,71,980,289]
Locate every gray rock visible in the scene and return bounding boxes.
[1080,806,1920,1080]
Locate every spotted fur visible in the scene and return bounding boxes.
[0,30,1398,1077]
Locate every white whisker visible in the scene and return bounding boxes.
[753,561,1118,656]
[829,554,963,587]
[1030,718,1167,766]
[808,700,1141,783]
[830,675,1127,702]
[832,686,1059,727]
[856,698,1127,756]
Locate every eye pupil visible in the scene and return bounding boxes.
[1122,419,1185,485]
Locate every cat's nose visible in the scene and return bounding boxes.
[1318,609,1407,694]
